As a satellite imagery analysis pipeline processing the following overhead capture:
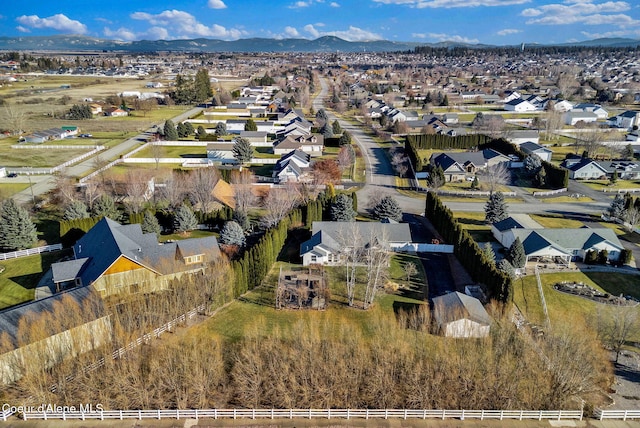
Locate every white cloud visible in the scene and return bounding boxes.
[290,1,312,7]
[103,26,171,41]
[16,26,30,33]
[208,0,227,9]
[330,2,341,6]
[497,28,522,35]
[412,32,479,43]
[303,24,383,41]
[373,0,530,8]
[16,13,88,34]
[284,26,300,37]
[130,9,245,39]
[522,0,639,27]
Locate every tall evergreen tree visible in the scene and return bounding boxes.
[320,122,334,139]
[330,194,356,222]
[484,191,509,223]
[176,122,189,138]
[332,120,342,135]
[63,200,89,220]
[220,220,246,247]
[372,195,403,222]
[498,259,515,278]
[164,119,178,141]
[215,122,227,136]
[608,193,626,219]
[92,194,119,220]
[0,199,37,251]
[507,237,526,269]
[196,125,208,140]
[173,205,198,233]
[482,242,496,263]
[232,137,254,164]
[194,68,213,103]
[141,211,161,236]
[244,119,258,132]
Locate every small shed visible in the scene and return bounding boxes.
[432,292,491,338]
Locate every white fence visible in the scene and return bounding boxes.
[595,408,640,420]
[533,188,567,197]
[603,188,640,193]
[7,146,105,175]
[11,145,102,150]
[0,409,13,421]
[19,408,583,422]
[434,190,517,197]
[0,244,63,261]
[47,304,206,394]
[152,141,208,147]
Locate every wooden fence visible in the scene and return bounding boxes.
[19,408,584,422]
[595,408,640,420]
[0,244,63,261]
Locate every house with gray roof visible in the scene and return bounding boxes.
[300,221,413,266]
[492,215,624,264]
[560,156,608,179]
[430,149,511,182]
[272,150,312,183]
[520,141,553,162]
[432,291,491,338]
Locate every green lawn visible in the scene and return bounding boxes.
[158,229,218,242]
[452,211,494,242]
[0,250,71,310]
[540,195,594,203]
[529,213,586,229]
[581,180,640,191]
[0,144,93,168]
[513,271,640,341]
[132,145,206,159]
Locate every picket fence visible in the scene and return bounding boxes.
[19,408,584,422]
[595,408,640,420]
[0,244,63,261]
[11,145,101,150]
[434,190,516,197]
[7,146,105,176]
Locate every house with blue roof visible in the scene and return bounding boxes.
[49,217,220,297]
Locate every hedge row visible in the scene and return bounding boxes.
[424,191,512,303]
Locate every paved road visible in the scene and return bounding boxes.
[9,107,203,206]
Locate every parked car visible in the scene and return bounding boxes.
[7,173,18,178]
[79,133,93,138]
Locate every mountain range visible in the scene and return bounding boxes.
[0,35,639,53]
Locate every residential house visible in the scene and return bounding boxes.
[89,103,103,115]
[104,107,128,117]
[240,131,269,147]
[560,156,608,179]
[432,292,491,338]
[627,131,640,142]
[49,217,220,298]
[300,221,413,266]
[504,98,537,112]
[520,141,553,162]
[492,215,624,264]
[563,110,599,126]
[548,99,574,112]
[508,130,540,146]
[573,103,609,119]
[430,149,511,182]
[273,134,324,157]
[23,128,71,143]
[501,91,521,103]
[608,110,640,131]
[599,161,640,180]
[272,150,312,183]
[206,142,237,164]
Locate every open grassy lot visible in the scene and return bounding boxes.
[513,271,640,340]
[529,213,586,228]
[452,211,493,242]
[0,250,71,310]
[581,180,640,191]
[131,145,206,159]
[192,253,428,344]
[0,182,31,199]
[540,195,594,203]
[0,141,93,168]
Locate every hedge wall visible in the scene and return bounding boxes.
[424,191,512,303]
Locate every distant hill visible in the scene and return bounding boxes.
[0,34,638,53]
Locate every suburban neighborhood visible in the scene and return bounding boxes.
[0,39,640,424]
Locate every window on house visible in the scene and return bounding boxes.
[310,255,317,262]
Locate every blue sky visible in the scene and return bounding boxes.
[1,0,639,45]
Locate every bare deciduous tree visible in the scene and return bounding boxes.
[543,110,563,141]
[404,261,418,285]
[50,174,79,205]
[480,162,510,193]
[188,168,219,213]
[261,186,299,228]
[124,170,152,214]
[596,305,638,363]
[2,104,27,135]
[160,171,187,209]
[363,229,390,309]
[231,169,256,213]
